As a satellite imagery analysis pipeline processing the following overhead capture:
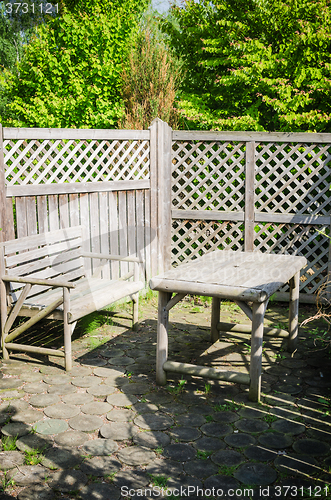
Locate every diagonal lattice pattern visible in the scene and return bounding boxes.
[254,223,329,293]
[172,141,245,212]
[171,219,244,266]
[255,142,331,214]
[4,139,150,185]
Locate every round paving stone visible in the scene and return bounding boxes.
[293,438,330,456]
[23,382,49,394]
[204,475,240,491]
[80,456,122,476]
[2,422,31,437]
[87,384,116,397]
[62,392,94,405]
[106,393,138,407]
[0,450,25,470]
[81,358,107,367]
[100,422,138,440]
[235,418,269,434]
[68,415,103,432]
[7,465,51,485]
[34,419,68,435]
[0,400,29,414]
[211,450,245,467]
[107,409,135,422]
[194,437,226,452]
[93,366,126,378]
[54,430,87,447]
[234,463,277,485]
[0,389,25,399]
[47,384,76,395]
[175,413,206,427]
[145,459,184,478]
[144,392,173,405]
[69,366,93,377]
[104,376,127,387]
[113,469,149,489]
[277,384,302,395]
[272,419,305,435]
[258,432,293,449]
[134,412,174,431]
[79,483,121,500]
[18,484,55,500]
[11,409,42,424]
[16,434,52,453]
[169,427,201,442]
[71,376,99,388]
[184,459,219,479]
[0,378,23,389]
[213,411,239,423]
[238,407,266,419]
[39,366,64,375]
[163,443,196,462]
[224,433,256,448]
[159,403,187,415]
[101,348,124,358]
[201,422,233,437]
[49,469,88,491]
[41,448,83,469]
[274,454,319,476]
[133,430,170,449]
[43,375,71,385]
[29,394,60,408]
[82,438,118,456]
[121,382,150,395]
[133,402,159,414]
[117,446,156,466]
[44,403,80,419]
[281,359,306,368]
[108,356,134,366]
[244,445,278,462]
[81,402,112,415]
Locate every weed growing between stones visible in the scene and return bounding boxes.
[263,413,278,424]
[1,435,18,451]
[24,447,44,466]
[196,450,210,460]
[167,379,186,395]
[148,474,168,488]
[0,471,16,493]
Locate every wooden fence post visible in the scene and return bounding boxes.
[244,141,255,252]
[0,125,8,243]
[149,119,158,279]
[156,119,172,273]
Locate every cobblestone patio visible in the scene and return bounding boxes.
[0,296,330,499]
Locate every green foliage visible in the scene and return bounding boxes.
[161,0,331,131]
[2,0,148,127]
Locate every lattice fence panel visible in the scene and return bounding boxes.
[172,220,244,266]
[172,141,246,212]
[3,139,150,185]
[255,142,331,214]
[254,223,329,294]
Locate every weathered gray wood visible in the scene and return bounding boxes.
[288,271,300,352]
[249,300,268,402]
[149,119,158,278]
[90,192,101,277]
[82,251,142,263]
[234,300,253,321]
[144,189,151,282]
[4,296,64,344]
[136,190,145,281]
[172,130,331,143]
[4,343,65,357]
[156,291,172,385]
[255,212,330,226]
[5,198,15,241]
[37,196,48,234]
[48,195,59,231]
[63,287,72,371]
[0,125,7,242]
[0,249,9,359]
[99,191,110,279]
[211,297,220,343]
[3,225,82,254]
[165,293,186,311]
[109,191,119,280]
[127,190,136,281]
[6,179,151,197]
[68,193,79,227]
[59,194,70,228]
[172,209,245,222]
[2,275,76,289]
[79,193,91,276]
[4,284,32,334]
[244,141,255,252]
[217,321,289,338]
[4,127,150,140]
[160,121,172,271]
[16,197,28,238]
[163,361,250,385]
[118,191,128,277]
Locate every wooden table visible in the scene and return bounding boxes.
[149,250,307,402]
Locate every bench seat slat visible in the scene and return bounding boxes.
[2,226,83,254]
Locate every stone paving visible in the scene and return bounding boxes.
[0,298,330,499]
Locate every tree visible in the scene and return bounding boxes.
[2,0,149,128]
[161,0,331,131]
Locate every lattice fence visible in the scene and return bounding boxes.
[171,134,331,298]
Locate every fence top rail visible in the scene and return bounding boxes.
[172,130,331,143]
[3,127,150,141]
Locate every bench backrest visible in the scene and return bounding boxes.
[0,226,86,303]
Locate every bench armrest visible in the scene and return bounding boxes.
[82,251,143,263]
[2,275,76,289]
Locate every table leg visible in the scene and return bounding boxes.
[156,291,172,385]
[249,300,268,402]
[211,297,220,343]
[288,271,300,353]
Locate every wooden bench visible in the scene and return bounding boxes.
[0,226,144,371]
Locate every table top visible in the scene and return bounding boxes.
[149,250,307,303]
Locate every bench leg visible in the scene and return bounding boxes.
[132,293,139,331]
[249,300,268,402]
[156,291,171,385]
[288,271,300,353]
[211,297,220,343]
[63,288,72,371]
